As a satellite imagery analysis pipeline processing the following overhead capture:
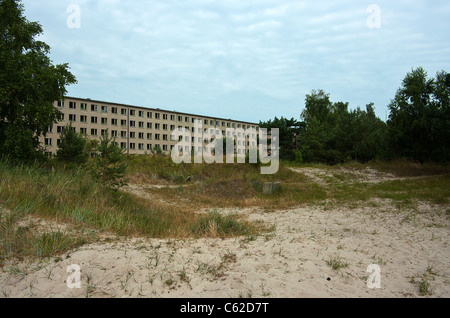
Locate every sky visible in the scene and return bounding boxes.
[21,0,450,124]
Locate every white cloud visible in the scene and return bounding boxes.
[19,0,450,122]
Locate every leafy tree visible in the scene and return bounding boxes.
[387,67,450,162]
[259,116,302,161]
[298,90,340,164]
[298,90,387,164]
[0,0,76,162]
[90,131,127,191]
[56,123,88,165]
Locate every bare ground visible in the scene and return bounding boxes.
[1,167,449,298]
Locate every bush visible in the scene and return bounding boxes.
[56,123,89,165]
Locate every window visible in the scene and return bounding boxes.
[139,111,144,117]
[91,104,98,112]
[57,126,64,133]
[163,145,168,151]
[170,125,175,131]
[178,116,183,122]
[121,108,127,115]
[210,120,214,125]
[80,128,87,135]
[130,143,136,150]
[57,100,64,108]
[155,123,160,130]
[130,110,136,116]
[45,138,52,146]
[155,134,160,140]
[139,121,144,128]
[147,144,152,150]
[138,143,144,150]
[147,122,152,129]
[91,129,97,136]
[155,113,160,119]
[91,116,98,124]
[80,103,87,111]
[121,120,127,126]
[111,130,118,137]
[111,107,118,114]
[147,133,152,140]
[170,115,175,121]
[121,131,127,138]
[101,129,108,137]
[130,120,136,127]
[147,112,152,119]
[163,114,168,120]
[120,142,127,149]
[163,124,168,131]
[69,101,76,109]
[138,132,144,139]
[163,134,168,141]
[185,117,189,123]
[112,118,118,126]
[101,118,108,125]
[80,115,87,123]
[191,118,196,123]
[130,132,136,139]
[69,114,76,122]
[101,105,108,113]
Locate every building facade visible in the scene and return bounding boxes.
[40,97,260,156]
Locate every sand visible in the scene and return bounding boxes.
[1,168,449,298]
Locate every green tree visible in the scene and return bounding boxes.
[56,123,88,165]
[91,131,128,191]
[298,90,340,164]
[259,116,302,161]
[387,67,450,162]
[298,90,387,164]
[0,0,76,162]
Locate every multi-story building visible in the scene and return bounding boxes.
[40,97,260,157]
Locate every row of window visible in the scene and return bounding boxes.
[52,125,257,140]
[47,128,256,147]
[44,138,251,154]
[58,101,255,129]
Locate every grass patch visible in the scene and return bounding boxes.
[368,159,450,177]
[0,160,260,242]
[0,206,86,266]
[190,211,260,238]
[327,256,349,271]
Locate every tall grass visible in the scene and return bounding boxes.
[126,155,327,210]
[0,202,86,267]
[0,159,259,242]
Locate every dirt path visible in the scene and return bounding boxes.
[1,197,448,298]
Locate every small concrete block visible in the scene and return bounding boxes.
[263,182,273,194]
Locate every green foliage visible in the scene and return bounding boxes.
[294,150,303,164]
[259,116,303,161]
[56,123,89,165]
[298,90,387,164]
[90,131,128,190]
[387,67,450,162]
[0,0,77,162]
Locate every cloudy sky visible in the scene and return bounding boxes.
[21,0,450,123]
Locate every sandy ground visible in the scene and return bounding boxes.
[1,168,449,298]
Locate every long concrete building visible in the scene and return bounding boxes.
[40,97,260,156]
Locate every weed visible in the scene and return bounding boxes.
[327,256,349,271]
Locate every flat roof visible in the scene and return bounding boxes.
[64,96,259,126]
